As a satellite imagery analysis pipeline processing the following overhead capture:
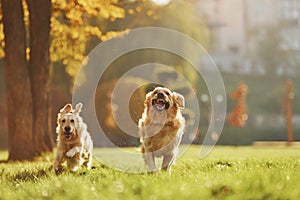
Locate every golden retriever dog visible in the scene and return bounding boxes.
[138,87,185,172]
[52,103,93,173]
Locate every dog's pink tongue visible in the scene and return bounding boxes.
[155,101,164,109]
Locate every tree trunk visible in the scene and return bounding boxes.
[27,0,54,153]
[2,0,35,160]
[2,0,54,161]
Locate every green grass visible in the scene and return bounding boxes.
[1,146,300,199]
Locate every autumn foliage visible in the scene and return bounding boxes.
[0,0,127,77]
[227,81,248,127]
[51,0,127,77]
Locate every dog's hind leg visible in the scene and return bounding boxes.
[161,153,175,171]
[52,150,64,173]
[144,152,158,172]
[85,153,93,170]
[67,154,81,172]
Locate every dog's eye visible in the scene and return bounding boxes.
[62,119,66,123]
[165,92,170,96]
[153,91,157,94]
[70,119,74,123]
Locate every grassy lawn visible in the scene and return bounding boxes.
[1,145,300,199]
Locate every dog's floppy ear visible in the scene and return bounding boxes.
[144,91,153,107]
[173,92,185,108]
[60,103,72,114]
[73,103,83,115]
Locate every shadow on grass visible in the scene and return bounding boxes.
[11,169,49,183]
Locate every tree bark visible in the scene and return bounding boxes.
[27,0,54,153]
[2,0,54,161]
[2,0,35,160]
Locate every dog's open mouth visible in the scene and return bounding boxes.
[152,99,169,111]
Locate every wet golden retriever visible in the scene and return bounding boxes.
[138,87,185,172]
[52,103,93,173]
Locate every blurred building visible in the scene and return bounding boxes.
[198,0,300,75]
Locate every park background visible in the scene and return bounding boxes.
[0,0,300,154]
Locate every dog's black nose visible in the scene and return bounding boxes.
[64,126,71,133]
[157,93,164,98]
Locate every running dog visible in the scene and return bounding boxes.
[138,87,185,172]
[52,103,93,173]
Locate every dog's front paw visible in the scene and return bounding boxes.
[51,167,57,174]
[70,166,80,172]
[51,166,63,175]
[66,149,76,158]
[146,168,159,174]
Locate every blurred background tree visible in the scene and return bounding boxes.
[227,81,248,127]
[285,80,294,145]
[226,81,248,146]
[1,0,52,161]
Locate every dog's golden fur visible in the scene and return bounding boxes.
[52,103,93,173]
[138,87,185,172]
